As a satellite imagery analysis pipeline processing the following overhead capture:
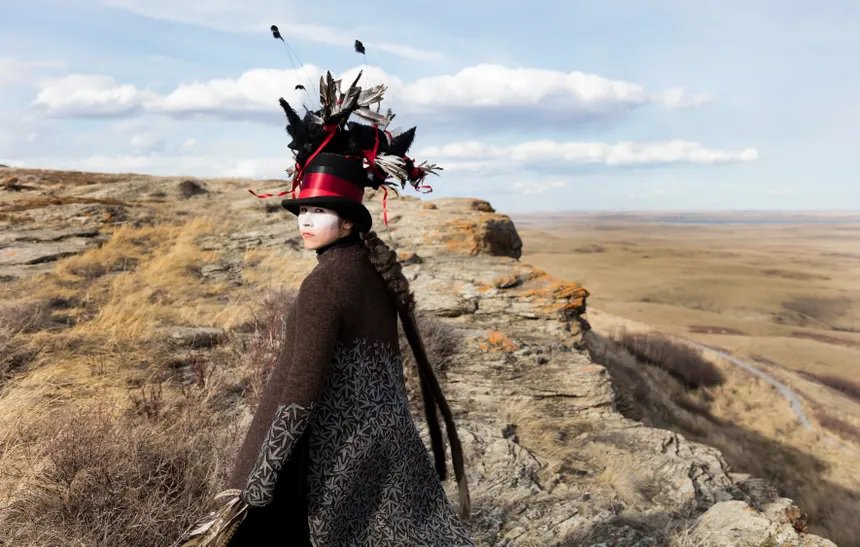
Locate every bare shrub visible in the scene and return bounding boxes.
[129,378,165,420]
[178,179,208,198]
[612,330,724,389]
[781,297,849,327]
[238,287,297,405]
[0,300,52,382]
[398,312,459,412]
[799,371,860,403]
[0,401,238,547]
[814,410,860,444]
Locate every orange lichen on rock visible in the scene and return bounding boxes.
[521,275,589,316]
[441,217,487,255]
[477,330,519,353]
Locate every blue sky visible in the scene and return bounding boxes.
[2,0,858,213]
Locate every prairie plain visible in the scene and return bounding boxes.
[515,211,860,379]
[515,210,860,542]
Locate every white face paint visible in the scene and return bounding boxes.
[297,205,347,250]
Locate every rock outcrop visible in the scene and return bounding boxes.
[0,168,835,546]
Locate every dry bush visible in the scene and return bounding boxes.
[612,329,723,389]
[0,300,53,382]
[814,410,860,444]
[178,180,207,199]
[594,452,660,509]
[781,297,849,328]
[798,371,860,403]
[398,312,459,413]
[231,287,297,406]
[0,398,240,547]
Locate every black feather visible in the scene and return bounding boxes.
[354,39,366,55]
[388,127,416,157]
[295,84,305,91]
[270,25,283,41]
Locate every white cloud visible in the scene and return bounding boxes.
[154,66,330,117]
[29,64,703,124]
[656,87,713,110]
[0,57,65,86]
[29,66,403,119]
[32,74,157,117]
[403,64,649,112]
[11,153,290,179]
[420,139,758,168]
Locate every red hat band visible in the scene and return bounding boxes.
[298,171,364,203]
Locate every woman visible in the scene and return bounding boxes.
[175,71,472,547]
[225,151,473,546]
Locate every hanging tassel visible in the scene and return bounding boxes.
[381,185,389,226]
[247,188,291,199]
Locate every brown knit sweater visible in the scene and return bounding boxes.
[227,235,473,546]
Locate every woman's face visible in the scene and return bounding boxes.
[297,205,353,250]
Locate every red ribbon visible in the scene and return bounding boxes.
[247,188,292,199]
[382,186,389,227]
[299,172,364,202]
[363,123,380,169]
[249,125,339,200]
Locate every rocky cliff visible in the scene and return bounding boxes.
[0,167,835,546]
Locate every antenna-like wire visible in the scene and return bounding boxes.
[355,39,369,90]
[271,25,317,110]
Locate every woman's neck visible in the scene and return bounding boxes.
[315,231,361,256]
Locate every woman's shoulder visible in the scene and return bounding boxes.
[299,258,358,300]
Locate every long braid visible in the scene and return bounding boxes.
[359,230,471,519]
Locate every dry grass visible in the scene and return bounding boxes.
[798,371,860,403]
[814,409,860,444]
[237,287,297,405]
[612,329,724,389]
[0,394,240,546]
[593,452,660,509]
[0,281,303,546]
[781,297,850,329]
[52,218,224,343]
[0,300,55,384]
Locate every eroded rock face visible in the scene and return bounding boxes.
[363,193,523,259]
[687,500,836,547]
[0,167,834,546]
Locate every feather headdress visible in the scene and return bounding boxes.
[278,69,441,194]
[248,30,442,227]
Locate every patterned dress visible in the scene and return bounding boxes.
[227,235,474,546]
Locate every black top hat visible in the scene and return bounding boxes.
[281,152,373,232]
